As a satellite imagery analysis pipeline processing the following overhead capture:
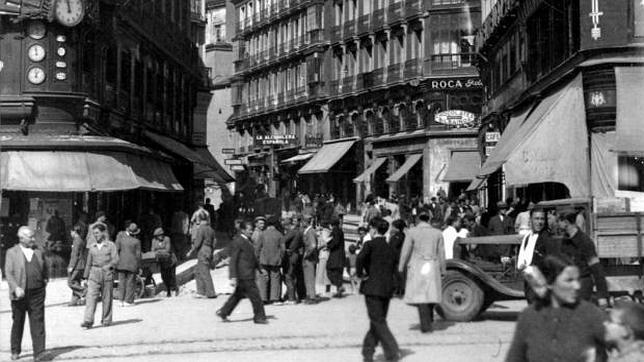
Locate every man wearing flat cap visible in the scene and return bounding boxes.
[5,226,49,361]
[484,201,515,261]
[115,223,142,307]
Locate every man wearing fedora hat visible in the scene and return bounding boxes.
[483,201,515,261]
[115,222,142,307]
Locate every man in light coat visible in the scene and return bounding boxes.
[398,211,446,333]
[301,214,318,304]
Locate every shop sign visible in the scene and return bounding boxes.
[230,165,245,171]
[434,110,477,126]
[485,146,496,156]
[304,134,323,148]
[254,134,297,146]
[224,158,243,166]
[430,78,483,90]
[221,148,235,154]
[485,132,501,143]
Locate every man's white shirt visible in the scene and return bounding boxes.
[517,232,539,270]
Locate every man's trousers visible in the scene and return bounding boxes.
[219,279,266,321]
[84,267,113,325]
[11,287,46,357]
[362,295,399,361]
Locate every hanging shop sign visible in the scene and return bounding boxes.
[221,148,236,154]
[434,110,477,126]
[485,132,501,143]
[254,134,297,146]
[430,78,483,90]
[224,158,243,166]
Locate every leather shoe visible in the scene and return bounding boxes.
[80,322,92,329]
[10,353,19,360]
[254,318,269,324]
[215,309,229,322]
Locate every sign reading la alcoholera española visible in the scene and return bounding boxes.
[254,134,298,147]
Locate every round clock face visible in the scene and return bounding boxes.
[28,21,46,39]
[27,66,46,85]
[28,44,46,62]
[54,0,85,27]
[57,47,66,57]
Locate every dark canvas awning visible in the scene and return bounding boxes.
[298,139,356,174]
[443,151,481,182]
[615,67,644,155]
[386,154,422,183]
[144,131,234,183]
[353,157,387,183]
[0,151,183,192]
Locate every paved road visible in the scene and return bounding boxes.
[0,269,524,361]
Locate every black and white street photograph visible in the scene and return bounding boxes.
[1,0,644,361]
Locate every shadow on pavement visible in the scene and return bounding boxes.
[476,310,520,322]
[134,298,162,305]
[108,318,143,327]
[372,348,415,361]
[36,346,85,361]
[409,320,455,332]
[226,315,276,323]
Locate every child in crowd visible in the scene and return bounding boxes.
[347,244,359,294]
[605,301,644,362]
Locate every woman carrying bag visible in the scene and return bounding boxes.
[398,210,446,333]
[151,227,179,297]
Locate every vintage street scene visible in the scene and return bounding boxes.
[1,0,644,361]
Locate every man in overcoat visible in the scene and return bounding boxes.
[255,216,285,303]
[483,201,515,260]
[67,224,87,306]
[115,223,142,306]
[5,226,49,361]
[216,220,268,324]
[325,218,346,298]
[357,217,400,362]
[398,211,446,333]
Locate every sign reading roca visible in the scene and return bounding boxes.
[430,78,483,90]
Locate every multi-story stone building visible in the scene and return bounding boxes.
[472,0,644,208]
[229,0,484,209]
[0,0,228,260]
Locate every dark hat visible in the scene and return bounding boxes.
[496,201,508,209]
[153,227,165,237]
[126,223,141,236]
[254,216,266,223]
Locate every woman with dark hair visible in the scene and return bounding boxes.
[389,219,406,297]
[325,218,346,298]
[506,254,607,362]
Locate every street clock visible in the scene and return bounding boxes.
[54,0,85,27]
[27,21,46,39]
[27,66,46,85]
[28,44,46,62]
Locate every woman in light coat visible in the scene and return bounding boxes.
[398,211,446,333]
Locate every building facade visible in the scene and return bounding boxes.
[473,0,644,208]
[229,0,484,209]
[0,0,228,270]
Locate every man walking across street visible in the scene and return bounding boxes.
[187,211,217,298]
[5,226,49,361]
[67,224,87,306]
[82,223,119,329]
[357,217,401,362]
[301,214,318,304]
[282,216,304,304]
[115,223,142,307]
[216,220,268,324]
[256,216,285,304]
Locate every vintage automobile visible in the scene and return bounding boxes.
[438,197,644,322]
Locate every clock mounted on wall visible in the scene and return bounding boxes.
[54,0,85,27]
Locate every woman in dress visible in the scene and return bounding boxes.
[315,221,332,297]
[506,254,607,362]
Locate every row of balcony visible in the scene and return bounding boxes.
[234,86,309,118]
[329,113,453,139]
[234,30,322,73]
[331,0,424,44]
[328,58,422,96]
[236,0,314,37]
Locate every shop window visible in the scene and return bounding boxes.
[618,156,644,192]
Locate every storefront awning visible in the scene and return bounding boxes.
[615,67,644,155]
[193,147,235,183]
[354,157,387,183]
[298,139,357,174]
[503,74,589,197]
[442,151,481,182]
[466,178,487,192]
[144,131,234,183]
[386,154,422,183]
[281,153,314,164]
[0,151,183,192]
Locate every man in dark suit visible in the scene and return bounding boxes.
[326,218,346,298]
[256,216,285,304]
[216,220,268,324]
[5,226,49,361]
[483,201,515,260]
[357,217,400,362]
[67,224,87,306]
[281,216,303,303]
[516,208,560,304]
[115,223,142,307]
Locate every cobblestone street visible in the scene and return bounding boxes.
[1,267,522,361]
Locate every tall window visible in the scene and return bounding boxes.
[431,13,475,70]
[619,156,644,192]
